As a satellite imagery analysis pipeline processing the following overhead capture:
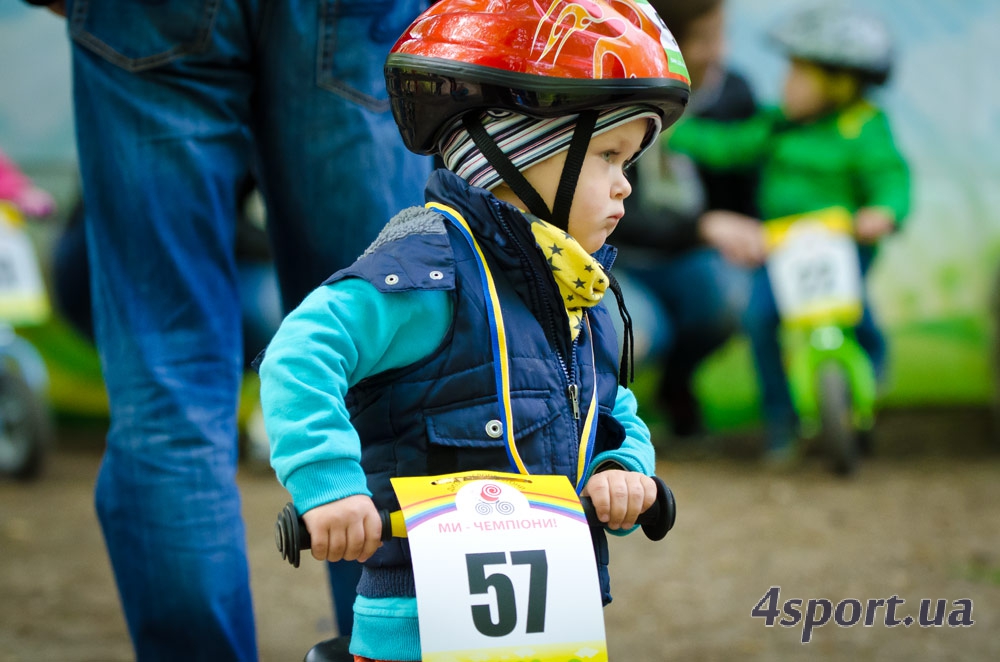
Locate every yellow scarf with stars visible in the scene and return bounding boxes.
[528,217,608,340]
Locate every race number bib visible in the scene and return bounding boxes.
[766,214,863,327]
[0,205,49,326]
[392,471,607,662]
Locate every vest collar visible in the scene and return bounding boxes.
[425,168,619,272]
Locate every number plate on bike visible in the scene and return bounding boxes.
[765,208,863,327]
[392,470,607,661]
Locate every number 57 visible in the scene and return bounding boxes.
[466,550,548,637]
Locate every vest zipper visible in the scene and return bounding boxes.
[567,383,580,419]
[562,331,583,484]
[490,199,584,470]
[562,333,582,429]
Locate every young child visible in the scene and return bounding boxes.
[258,0,690,660]
[666,3,910,463]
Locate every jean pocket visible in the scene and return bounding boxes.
[317,0,426,111]
[69,0,221,72]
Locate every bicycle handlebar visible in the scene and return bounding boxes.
[276,475,676,568]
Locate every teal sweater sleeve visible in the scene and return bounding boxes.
[259,278,452,513]
[589,385,655,477]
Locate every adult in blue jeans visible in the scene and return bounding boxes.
[25,0,431,659]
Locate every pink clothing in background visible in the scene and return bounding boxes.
[0,148,55,217]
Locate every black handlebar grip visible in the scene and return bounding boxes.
[644,475,676,541]
[275,502,307,568]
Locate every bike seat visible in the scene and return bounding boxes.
[304,635,353,662]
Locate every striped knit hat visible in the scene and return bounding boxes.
[439,105,662,191]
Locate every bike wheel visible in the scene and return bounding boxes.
[0,367,52,480]
[817,362,858,476]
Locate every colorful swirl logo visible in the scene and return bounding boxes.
[476,483,514,515]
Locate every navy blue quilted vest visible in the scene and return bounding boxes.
[326,170,626,603]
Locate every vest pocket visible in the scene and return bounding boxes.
[424,390,558,449]
[424,390,560,474]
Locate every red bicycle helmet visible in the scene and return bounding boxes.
[385,0,691,155]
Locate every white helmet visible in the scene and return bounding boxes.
[768,4,893,84]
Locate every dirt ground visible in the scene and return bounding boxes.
[2,408,999,662]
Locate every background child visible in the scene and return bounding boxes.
[666,3,910,463]
[258,0,690,660]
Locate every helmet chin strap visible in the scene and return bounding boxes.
[461,110,636,385]
[462,110,599,232]
[549,110,597,231]
[463,113,552,221]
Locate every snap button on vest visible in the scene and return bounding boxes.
[485,420,503,438]
[384,274,400,285]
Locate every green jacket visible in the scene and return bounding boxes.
[668,101,910,225]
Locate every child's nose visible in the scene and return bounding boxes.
[615,171,632,199]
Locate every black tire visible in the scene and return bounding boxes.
[817,362,858,476]
[0,367,52,480]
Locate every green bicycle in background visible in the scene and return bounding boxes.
[764,207,877,475]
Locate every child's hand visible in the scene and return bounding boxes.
[301,494,382,563]
[854,207,896,244]
[698,210,767,267]
[582,469,657,531]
